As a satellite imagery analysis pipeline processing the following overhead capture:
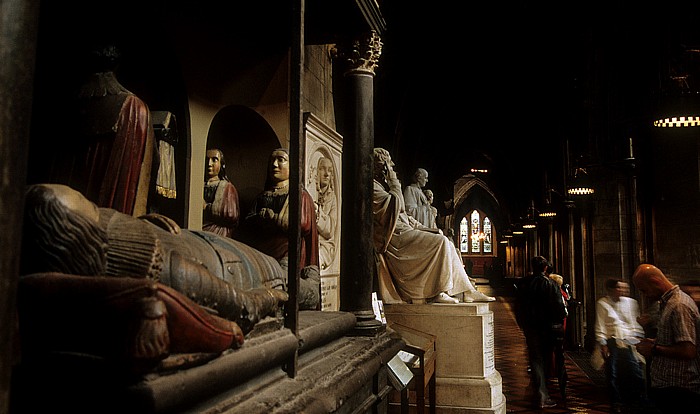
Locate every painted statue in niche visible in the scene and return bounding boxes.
[203,148,240,238]
[239,148,321,310]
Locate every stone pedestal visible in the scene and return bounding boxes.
[385,303,506,413]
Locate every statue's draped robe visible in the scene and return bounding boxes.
[316,185,337,270]
[50,74,154,217]
[243,187,319,272]
[94,94,153,216]
[402,183,432,227]
[203,179,240,238]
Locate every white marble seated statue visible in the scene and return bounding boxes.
[402,168,433,227]
[372,148,495,305]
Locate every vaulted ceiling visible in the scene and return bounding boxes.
[373,1,700,219]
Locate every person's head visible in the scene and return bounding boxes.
[549,273,564,287]
[531,255,550,275]
[205,148,228,182]
[425,189,434,204]
[620,280,631,297]
[266,148,290,188]
[604,278,628,302]
[21,184,108,276]
[317,157,333,191]
[373,148,394,181]
[632,264,675,302]
[545,260,554,275]
[413,168,428,188]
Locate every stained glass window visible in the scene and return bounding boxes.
[460,217,469,252]
[458,209,493,255]
[483,217,492,253]
[470,210,480,253]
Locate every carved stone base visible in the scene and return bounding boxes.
[384,302,506,413]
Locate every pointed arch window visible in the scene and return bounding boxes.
[459,209,493,254]
[470,210,481,253]
[460,217,469,252]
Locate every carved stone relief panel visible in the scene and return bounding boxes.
[304,112,343,311]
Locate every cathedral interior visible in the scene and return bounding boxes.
[2,1,700,413]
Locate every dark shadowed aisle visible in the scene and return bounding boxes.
[482,283,614,413]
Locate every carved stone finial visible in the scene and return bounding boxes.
[333,31,383,75]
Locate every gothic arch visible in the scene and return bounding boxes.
[447,175,506,242]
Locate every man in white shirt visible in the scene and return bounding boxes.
[594,278,646,412]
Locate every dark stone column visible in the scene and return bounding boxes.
[336,32,384,335]
[0,0,40,412]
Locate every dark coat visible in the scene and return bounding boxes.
[515,272,568,334]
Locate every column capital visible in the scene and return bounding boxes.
[334,31,383,76]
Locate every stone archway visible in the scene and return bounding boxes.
[207,105,281,216]
[446,174,508,279]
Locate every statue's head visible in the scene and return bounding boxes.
[373,148,394,180]
[316,157,333,191]
[425,189,434,203]
[21,184,108,276]
[206,148,228,181]
[266,148,290,188]
[413,168,428,187]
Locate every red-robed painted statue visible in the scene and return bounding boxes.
[239,148,321,310]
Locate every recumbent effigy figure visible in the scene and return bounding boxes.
[18,183,289,373]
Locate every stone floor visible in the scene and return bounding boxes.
[482,282,615,413]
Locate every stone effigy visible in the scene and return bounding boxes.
[18,183,288,374]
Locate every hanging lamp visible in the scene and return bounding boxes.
[539,188,558,219]
[653,46,700,128]
[567,168,594,196]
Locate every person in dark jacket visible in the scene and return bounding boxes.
[514,255,568,409]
